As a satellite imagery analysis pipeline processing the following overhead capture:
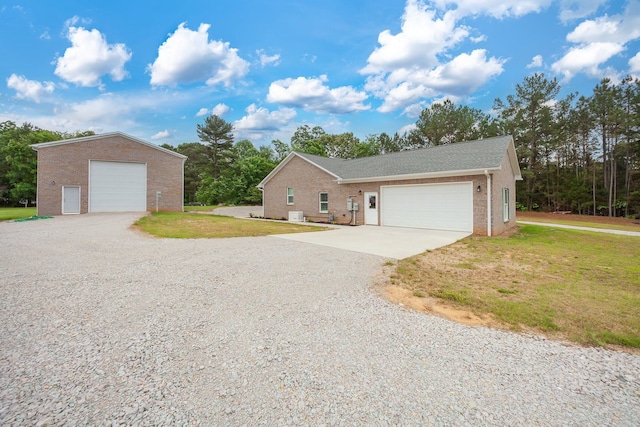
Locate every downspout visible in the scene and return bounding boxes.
[484,170,491,237]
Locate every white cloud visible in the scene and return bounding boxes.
[398,123,417,135]
[552,42,623,80]
[432,0,552,19]
[148,23,249,87]
[630,52,640,75]
[267,75,369,114]
[527,54,543,68]
[366,47,504,113]
[361,1,468,74]
[212,103,230,116]
[257,49,280,67]
[10,90,186,135]
[559,0,608,23]
[196,103,230,117]
[361,1,504,114]
[233,104,296,140]
[552,2,640,81]
[54,23,131,87]
[151,130,170,140]
[6,74,54,103]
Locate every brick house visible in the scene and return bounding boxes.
[31,132,186,216]
[258,135,521,236]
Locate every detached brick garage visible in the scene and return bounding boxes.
[31,132,186,216]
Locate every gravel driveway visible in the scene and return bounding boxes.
[1,213,638,426]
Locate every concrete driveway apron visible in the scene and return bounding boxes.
[271,225,470,259]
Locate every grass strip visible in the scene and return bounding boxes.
[134,211,325,238]
[393,224,640,349]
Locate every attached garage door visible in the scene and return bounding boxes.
[381,182,473,232]
[89,161,147,212]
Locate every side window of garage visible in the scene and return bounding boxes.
[287,187,294,205]
[502,188,510,222]
[319,192,329,213]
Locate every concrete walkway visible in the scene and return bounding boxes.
[272,225,470,259]
[517,221,640,237]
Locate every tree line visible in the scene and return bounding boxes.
[1,73,638,216]
[0,121,94,206]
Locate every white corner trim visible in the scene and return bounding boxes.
[485,170,492,237]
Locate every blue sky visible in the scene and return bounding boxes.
[1,0,639,147]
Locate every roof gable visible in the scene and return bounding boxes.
[30,131,187,160]
[259,135,520,187]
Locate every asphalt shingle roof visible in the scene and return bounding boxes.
[295,135,513,181]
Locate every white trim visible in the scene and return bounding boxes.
[502,187,510,222]
[181,158,186,212]
[30,132,187,159]
[286,187,294,205]
[506,138,523,181]
[338,168,500,184]
[62,185,81,214]
[258,152,340,189]
[319,192,329,213]
[485,170,492,237]
[295,153,341,179]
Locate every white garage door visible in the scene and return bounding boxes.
[90,161,147,212]
[381,182,473,232]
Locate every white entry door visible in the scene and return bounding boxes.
[62,186,81,214]
[364,192,378,225]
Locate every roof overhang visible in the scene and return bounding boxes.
[30,131,187,160]
[506,137,523,180]
[337,167,502,184]
[257,151,340,189]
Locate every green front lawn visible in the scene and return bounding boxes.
[393,224,640,349]
[134,211,325,238]
[0,207,37,221]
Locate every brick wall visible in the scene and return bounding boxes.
[35,135,184,215]
[263,155,517,235]
[489,153,517,235]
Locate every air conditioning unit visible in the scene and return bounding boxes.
[288,211,304,222]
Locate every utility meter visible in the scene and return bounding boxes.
[346,198,353,211]
[353,202,359,211]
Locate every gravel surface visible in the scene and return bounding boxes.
[1,213,639,426]
[211,206,262,218]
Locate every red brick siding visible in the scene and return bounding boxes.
[35,135,184,215]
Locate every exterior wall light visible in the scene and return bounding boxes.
[477,185,481,192]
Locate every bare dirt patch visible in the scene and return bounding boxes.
[376,226,640,352]
[517,211,640,229]
[381,283,502,328]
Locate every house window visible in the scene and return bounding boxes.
[287,187,294,205]
[319,192,329,213]
[502,187,510,222]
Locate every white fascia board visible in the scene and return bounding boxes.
[295,153,341,180]
[337,168,499,184]
[507,139,523,180]
[30,132,187,159]
[258,152,341,189]
[257,152,297,189]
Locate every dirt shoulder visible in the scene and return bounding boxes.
[517,211,640,230]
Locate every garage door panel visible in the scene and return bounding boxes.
[90,161,147,212]
[381,183,472,232]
